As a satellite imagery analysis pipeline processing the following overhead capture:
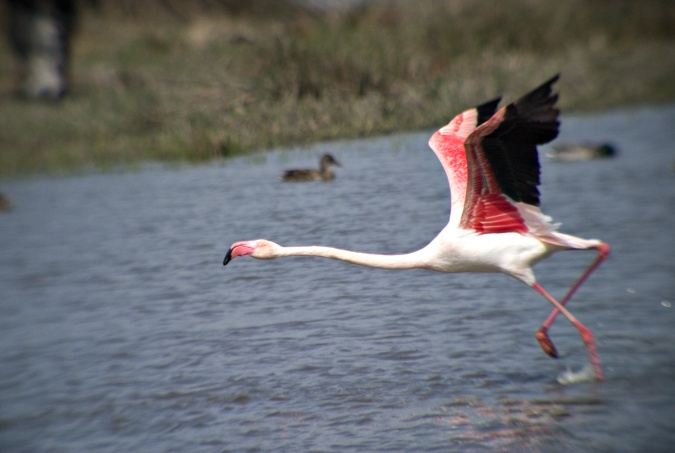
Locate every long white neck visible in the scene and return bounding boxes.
[278,245,429,271]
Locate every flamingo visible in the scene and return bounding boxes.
[223,75,610,380]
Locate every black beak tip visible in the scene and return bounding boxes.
[223,249,232,266]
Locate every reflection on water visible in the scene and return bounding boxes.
[0,105,674,452]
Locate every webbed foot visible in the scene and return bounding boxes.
[536,327,559,358]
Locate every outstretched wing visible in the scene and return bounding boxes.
[428,97,501,228]
[461,74,560,233]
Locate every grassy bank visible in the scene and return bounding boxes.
[1,0,674,176]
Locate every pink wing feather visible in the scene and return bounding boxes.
[428,108,479,229]
[462,107,529,233]
[428,75,561,236]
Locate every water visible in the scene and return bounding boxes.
[1,104,674,452]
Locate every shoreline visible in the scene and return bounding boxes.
[2,101,673,181]
[1,0,674,177]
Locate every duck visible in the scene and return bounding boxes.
[281,154,341,182]
[546,142,617,161]
[0,192,12,212]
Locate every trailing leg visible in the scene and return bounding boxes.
[535,243,610,359]
[532,282,604,381]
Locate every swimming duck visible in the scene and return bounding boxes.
[546,143,617,161]
[281,154,341,182]
[0,192,12,212]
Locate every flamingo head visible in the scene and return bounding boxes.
[223,239,280,265]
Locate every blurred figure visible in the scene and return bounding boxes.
[546,142,617,162]
[5,0,77,99]
[0,192,12,211]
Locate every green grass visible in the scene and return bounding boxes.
[1,0,674,176]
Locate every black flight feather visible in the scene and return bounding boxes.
[476,97,501,127]
[480,74,560,206]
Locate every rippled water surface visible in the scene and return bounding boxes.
[1,105,674,452]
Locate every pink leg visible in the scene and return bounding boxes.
[532,282,604,380]
[536,243,610,359]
